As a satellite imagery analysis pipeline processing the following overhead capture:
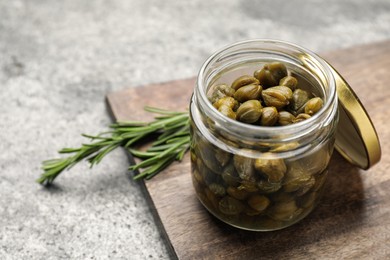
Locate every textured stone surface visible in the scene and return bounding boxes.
[0,0,389,259]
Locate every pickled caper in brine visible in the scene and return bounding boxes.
[222,162,241,187]
[233,84,262,102]
[304,97,323,115]
[290,89,310,113]
[279,76,298,90]
[294,113,311,123]
[254,62,288,87]
[260,106,278,126]
[261,86,292,109]
[233,153,255,181]
[236,100,263,123]
[215,148,231,167]
[231,75,260,90]
[257,180,282,194]
[213,96,239,110]
[254,155,286,183]
[278,111,295,126]
[218,105,236,120]
[219,196,245,215]
[283,163,314,194]
[209,83,235,103]
[248,195,270,212]
[227,186,250,200]
[268,200,303,222]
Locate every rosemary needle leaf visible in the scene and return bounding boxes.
[37,106,191,185]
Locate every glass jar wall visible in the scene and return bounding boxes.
[189,40,339,231]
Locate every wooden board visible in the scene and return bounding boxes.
[106,41,390,259]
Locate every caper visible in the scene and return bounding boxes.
[261,86,292,109]
[209,83,235,103]
[205,188,220,209]
[208,183,226,197]
[236,100,263,124]
[231,75,260,90]
[254,62,288,87]
[279,76,298,90]
[226,186,249,200]
[283,163,314,193]
[260,106,278,126]
[248,195,270,212]
[268,200,303,221]
[234,153,255,181]
[197,140,224,174]
[233,84,262,102]
[215,149,231,167]
[221,162,240,187]
[304,97,323,115]
[192,169,203,184]
[290,89,310,113]
[254,156,286,183]
[278,111,295,126]
[257,180,282,194]
[294,113,311,123]
[213,96,239,110]
[218,105,236,120]
[218,196,245,215]
[237,180,259,192]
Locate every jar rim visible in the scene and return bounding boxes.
[195,39,337,139]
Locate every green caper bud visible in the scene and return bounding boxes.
[279,76,298,90]
[192,169,203,184]
[257,180,282,194]
[218,105,236,120]
[237,181,259,192]
[205,188,220,209]
[290,89,311,113]
[254,155,286,183]
[213,96,238,110]
[236,100,263,124]
[293,113,311,123]
[218,196,245,215]
[226,186,249,200]
[231,75,259,90]
[278,111,295,126]
[283,163,314,193]
[208,183,226,197]
[233,152,255,181]
[222,162,240,187]
[215,149,231,167]
[268,200,302,221]
[304,97,323,115]
[261,86,292,109]
[254,62,288,87]
[247,195,270,212]
[209,84,235,103]
[260,106,278,126]
[233,84,262,102]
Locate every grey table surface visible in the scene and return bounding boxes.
[1,0,390,259]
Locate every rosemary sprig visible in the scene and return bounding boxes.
[37,107,190,185]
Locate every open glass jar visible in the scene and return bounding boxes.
[190,40,351,231]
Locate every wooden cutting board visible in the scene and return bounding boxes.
[106,41,390,259]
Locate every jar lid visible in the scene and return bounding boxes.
[328,64,381,169]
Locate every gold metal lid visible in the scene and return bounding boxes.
[328,64,381,169]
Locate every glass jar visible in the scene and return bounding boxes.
[189,40,339,231]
